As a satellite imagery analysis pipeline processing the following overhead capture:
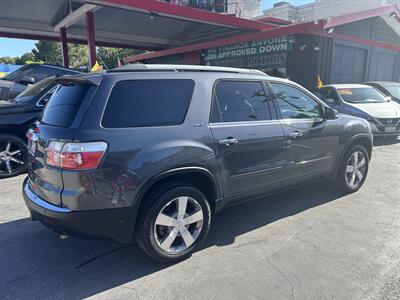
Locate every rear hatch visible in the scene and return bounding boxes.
[27,76,100,206]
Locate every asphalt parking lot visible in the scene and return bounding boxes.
[0,139,399,300]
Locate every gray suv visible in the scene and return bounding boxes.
[23,65,373,262]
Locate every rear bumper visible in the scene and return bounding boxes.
[22,177,136,244]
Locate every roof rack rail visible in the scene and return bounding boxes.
[108,64,266,75]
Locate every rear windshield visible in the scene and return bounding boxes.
[14,77,55,103]
[102,79,195,128]
[40,84,90,127]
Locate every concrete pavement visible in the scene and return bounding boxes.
[0,140,399,299]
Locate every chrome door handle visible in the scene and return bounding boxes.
[219,137,239,146]
[288,131,303,138]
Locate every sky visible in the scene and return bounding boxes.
[0,38,37,57]
[0,0,313,58]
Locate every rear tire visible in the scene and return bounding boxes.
[335,144,369,193]
[0,134,28,179]
[136,183,212,263]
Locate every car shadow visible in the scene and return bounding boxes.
[1,180,343,299]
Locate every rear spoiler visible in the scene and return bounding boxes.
[54,73,103,86]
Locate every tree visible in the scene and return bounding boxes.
[68,43,88,68]
[2,40,142,69]
[0,56,16,64]
[97,47,144,69]
[32,41,62,65]
[14,52,37,65]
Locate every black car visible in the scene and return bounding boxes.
[0,64,81,100]
[0,77,61,178]
[364,82,400,103]
[23,65,373,262]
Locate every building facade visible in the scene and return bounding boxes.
[161,0,260,18]
[127,5,400,90]
[262,0,400,23]
[227,0,260,18]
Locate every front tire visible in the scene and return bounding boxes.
[0,134,29,179]
[336,145,369,193]
[137,184,212,263]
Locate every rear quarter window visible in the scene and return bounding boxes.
[40,84,90,127]
[102,79,195,128]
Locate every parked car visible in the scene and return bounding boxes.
[0,77,61,178]
[0,64,81,100]
[23,65,373,262]
[313,84,400,137]
[363,82,400,104]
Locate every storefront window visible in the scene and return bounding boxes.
[263,68,287,78]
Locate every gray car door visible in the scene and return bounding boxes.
[268,81,340,183]
[209,80,286,199]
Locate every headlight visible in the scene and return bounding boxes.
[349,112,376,123]
[363,115,376,123]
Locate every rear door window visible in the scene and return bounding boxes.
[210,81,272,123]
[40,84,90,127]
[102,79,195,128]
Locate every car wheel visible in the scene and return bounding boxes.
[137,184,212,263]
[336,145,369,193]
[0,134,29,179]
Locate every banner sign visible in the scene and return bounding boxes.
[202,35,295,69]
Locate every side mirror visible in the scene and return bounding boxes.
[324,106,337,120]
[19,76,35,85]
[325,98,336,105]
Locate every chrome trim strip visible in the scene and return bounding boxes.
[24,181,71,213]
[292,156,332,165]
[209,120,282,128]
[209,118,324,128]
[36,85,60,107]
[231,165,283,178]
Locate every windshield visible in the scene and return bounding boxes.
[380,83,400,99]
[2,65,33,82]
[337,87,388,104]
[14,77,55,103]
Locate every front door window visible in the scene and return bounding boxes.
[270,83,323,119]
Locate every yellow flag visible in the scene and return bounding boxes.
[317,75,324,89]
[91,61,101,72]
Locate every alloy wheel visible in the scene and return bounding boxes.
[345,151,366,189]
[153,196,204,254]
[0,140,25,175]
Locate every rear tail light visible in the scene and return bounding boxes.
[46,141,64,167]
[46,141,107,170]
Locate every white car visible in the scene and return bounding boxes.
[314,84,400,137]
